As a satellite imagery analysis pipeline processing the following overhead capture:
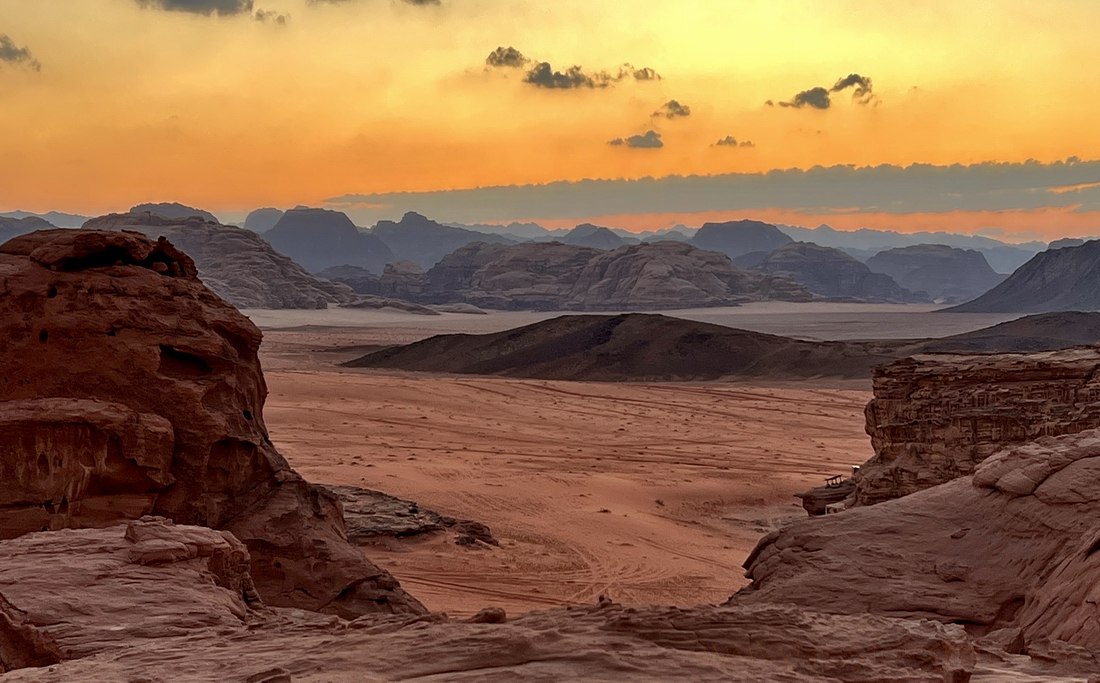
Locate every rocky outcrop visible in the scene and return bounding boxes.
[264,207,395,274]
[413,241,809,310]
[866,244,1005,303]
[737,427,1100,651]
[370,211,515,269]
[130,202,219,223]
[948,239,1100,313]
[0,229,422,617]
[0,216,53,244]
[690,219,793,258]
[243,207,285,232]
[84,212,355,309]
[560,223,626,250]
[755,242,928,302]
[325,486,497,546]
[856,349,1100,505]
[0,596,61,674]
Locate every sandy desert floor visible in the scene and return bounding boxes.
[265,368,871,618]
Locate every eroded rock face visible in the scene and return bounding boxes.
[0,229,423,618]
[84,212,356,309]
[736,427,1100,650]
[755,242,928,303]
[0,596,61,674]
[866,244,1004,304]
[857,349,1100,504]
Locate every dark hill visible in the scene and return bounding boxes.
[265,207,395,274]
[130,202,219,223]
[345,311,1100,381]
[560,224,626,250]
[865,244,1004,303]
[756,242,927,302]
[691,220,793,259]
[370,212,515,268]
[947,240,1100,313]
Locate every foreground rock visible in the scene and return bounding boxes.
[737,427,1100,652]
[0,229,421,617]
[755,242,928,302]
[949,238,1100,313]
[84,212,355,309]
[0,522,975,682]
[856,348,1100,504]
[866,244,1005,303]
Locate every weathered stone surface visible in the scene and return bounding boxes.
[755,242,929,302]
[0,229,423,618]
[83,212,356,309]
[0,522,976,683]
[325,485,498,546]
[737,427,1100,650]
[857,349,1100,504]
[410,240,810,310]
[0,596,61,674]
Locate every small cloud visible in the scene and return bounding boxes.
[621,64,661,81]
[403,0,441,4]
[525,62,612,89]
[652,99,691,119]
[253,8,288,23]
[609,130,663,149]
[779,86,831,109]
[135,0,255,15]
[486,46,529,68]
[309,0,441,4]
[0,35,40,71]
[831,73,874,103]
[714,136,754,148]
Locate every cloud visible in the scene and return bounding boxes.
[309,0,441,4]
[775,73,876,109]
[486,46,529,68]
[715,136,754,148]
[325,158,1100,224]
[624,64,661,81]
[779,86,831,109]
[652,100,691,119]
[0,35,40,71]
[608,130,663,149]
[135,0,254,14]
[524,62,613,89]
[253,9,288,23]
[403,0,441,4]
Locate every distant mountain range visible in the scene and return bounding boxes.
[0,210,89,228]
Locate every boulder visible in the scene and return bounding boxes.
[856,349,1100,504]
[0,229,423,618]
[84,212,356,309]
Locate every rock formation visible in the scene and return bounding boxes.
[690,219,793,258]
[755,242,928,302]
[369,211,516,269]
[0,216,53,244]
[948,239,1100,313]
[130,202,219,223]
[0,211,88,229]
[325,486,497,546]
[866,244,1005,303]
[264,207,395,274]
[855,348,1100,505]
[243,207,285,232]
[83,212,355,309]
[412,241,810,310]
[559,223,626,249]
[0,229,422,618]
[0,595,61,673]
[737,427,1100,652]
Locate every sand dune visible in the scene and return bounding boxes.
[264,369,871,616]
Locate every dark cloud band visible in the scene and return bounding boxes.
[0,35,40,71]
[608,130,663,148]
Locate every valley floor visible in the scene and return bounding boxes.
[265,369,871,616]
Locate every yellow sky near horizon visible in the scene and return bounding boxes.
[2,0,1100,234]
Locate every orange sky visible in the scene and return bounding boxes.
[1,0,1099,238]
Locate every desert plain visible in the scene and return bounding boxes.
[255,303,1012,617]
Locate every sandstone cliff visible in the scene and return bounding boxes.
[756,242,928,302]
[84,212,355,309]
[866,244,1005,303]
[948,239,1100,313]
[0,229,422,618]
[690,219,793,258]
[856,349,1100,504]
[264,207,395,274]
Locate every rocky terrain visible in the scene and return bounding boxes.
[370,212,516,268]
[755,242,928,302]
[856,347,1100,504]
[264,207,396,274]
[407,240,811,310]
[2,228,1100,681]
[346,311,1100,382]
[0,229,419,617]
[949,239,1100,313]
[0,211,88,229]
[130,202,219,223]
[83,212,355,309]
[690,219,793,258]
[866,244,1005,303]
